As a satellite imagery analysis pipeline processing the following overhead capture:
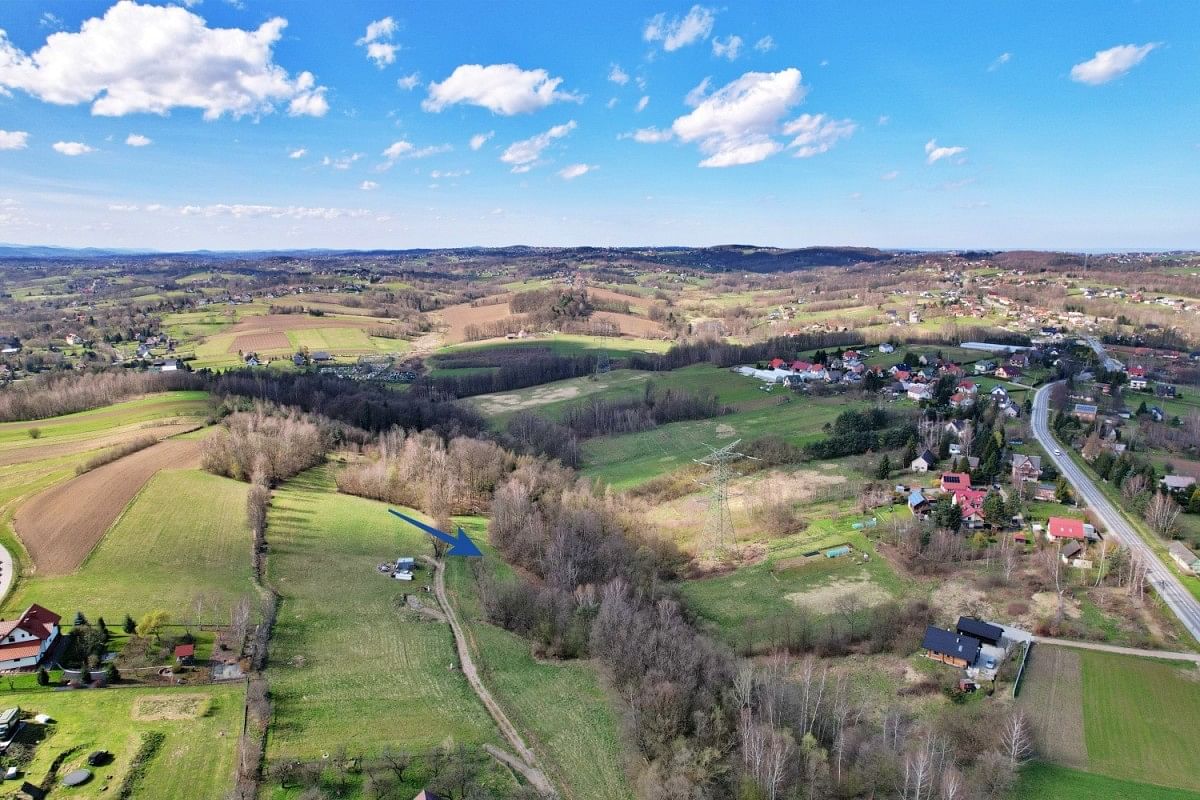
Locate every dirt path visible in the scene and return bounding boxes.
[13,438,202,575]
[429,557,556,796]
[1033,636,1200,663]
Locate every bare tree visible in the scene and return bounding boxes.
[1146,491,1181,537]
[1122,473,1148,503]
[1000,710,1035,769]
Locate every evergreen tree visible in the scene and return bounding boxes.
[902,439,918,467]
[982,492,1008,527]
[79,666,91,685]
[123,614,136,634]
[1189,488,1200,515]
[1055,477,1073,504]
[105,663,120,683]
[36,667,48,687]
[874,454,891,480]
[73,611,87,627]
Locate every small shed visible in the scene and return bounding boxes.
[173,644,195,664]
[956,617,1004,647]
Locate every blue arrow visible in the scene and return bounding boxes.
[388,509,483,557]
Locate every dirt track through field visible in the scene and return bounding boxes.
[13,438,202,575]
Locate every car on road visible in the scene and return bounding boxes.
[1053,448,1062,456]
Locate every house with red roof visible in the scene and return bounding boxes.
[951,487,988,527]
[950,391,975,409]
[0,604,61,671]
[768,357,786,369]
[956,379,978,394]
[1128,365,1147,378]
[940,472,972,493]
[1046,516,1097,542]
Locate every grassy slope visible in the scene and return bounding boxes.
[4,469,254,621]
[1017,763,1200,800]
[0,391,210,446]
[1,683,244,800]
[444,519,633,800]
[264,467,499,761]
[1080,650,1200,791]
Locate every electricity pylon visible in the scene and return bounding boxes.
[694,439,751,554]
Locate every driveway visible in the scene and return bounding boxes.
[1031,382,1200,642]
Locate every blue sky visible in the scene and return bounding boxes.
[0,0,1197,250]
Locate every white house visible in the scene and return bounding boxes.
[0,605,61,671]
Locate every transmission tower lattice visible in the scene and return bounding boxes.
[694,439,753,554]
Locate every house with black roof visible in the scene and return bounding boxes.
[920,626,980,669]
[955,617,1004,647]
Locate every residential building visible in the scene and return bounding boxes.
[921,626,980,669]
[0,605,61,671]
[1168,541,1200,575]
[1046,517,1097,542]
[1010,454,1042,483]
[911,450,937,473]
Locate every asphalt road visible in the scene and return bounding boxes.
[1031,382,1200,642]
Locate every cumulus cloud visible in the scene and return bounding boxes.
[924,138,967,164]
[500,120,576,172]
[754,35,775,53]
[357,17,398,68]
[0,130,29,150]
[125,133,151,147]
[360,180,379,190]
[684,77,712,107]
[0,1,329,119]
[782,113,856,157]
[712,35,742,61]
[621,126,674,144]
[1070,42,1158,85]
[322,153,363,169]
[608,64,629,85]
[469,131,494,150]
[558,163,595,180]
[53,141,95,156]
[988,52,1011,72]
[670,68,808,167]
[636,95,650,112]
[422,63,580,115]
[644,5,715,52]
[289,147,307,159]
[397,72,421,90]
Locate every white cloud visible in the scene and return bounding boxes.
[988,52,1012,72]
[621,126,674,144]
[0,130,29,150]
[360,180,379,190]
[357,17,398,68]
[125,133,152,147]
[179,203,370,220]
[500,120,576,172]
[1070,43,1158,85]
[712,35,743,61]
[608,64,629,85]
[53,141,95,156]
[430,169,469,179]
[644,5,715,52]
[469,131,494,150]
[0,1,329,119]
[322,153,363,169]
[636,95,650,112]
[880,170,900,181]
[670,68,807,167]
[108,203,139,211]
[606,97,618,109]
[558,163,595,180]
[684,77,712,107]
[397,72,421,90]
[39,12,63,29]
[924,138,967,165]
[289,147,308,159]
[782,113,856,158]
[754,35,775,53]
[423,63,580,115]
[877,114,890,125]
[381,141,452,165]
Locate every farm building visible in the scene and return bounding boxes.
[0,604,61,671]
[1046,517,1097,542]
[174,643,196,664]
[956,617,1004,647]
[1168,541,1200,575]
[921,626,980,669]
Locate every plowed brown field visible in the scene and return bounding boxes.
[13,438,203,575]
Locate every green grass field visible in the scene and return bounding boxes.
[264,467,500,762]
[679,513,906,650]
[0,683,244,800]
[1017,763,1200,800]
[580,392,864,489]
[445,520,633,800]
[436,333,672,359]
[4,469,255,622]
[1080,650,1200,791]
[0,391,211,448]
